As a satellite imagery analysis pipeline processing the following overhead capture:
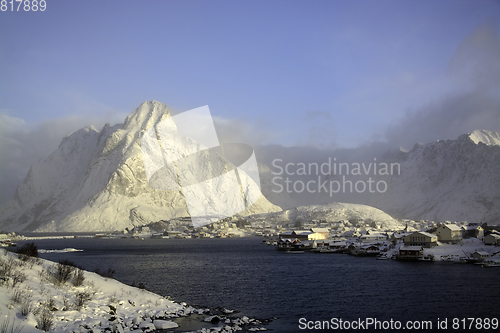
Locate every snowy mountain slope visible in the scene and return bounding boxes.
[0,101,281,232]
[248,202,403,231]
[289,202,402,230]
[368,130,500,224]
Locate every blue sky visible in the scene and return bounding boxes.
[1,0,500,202]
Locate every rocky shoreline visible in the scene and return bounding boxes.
[0,249,271,333]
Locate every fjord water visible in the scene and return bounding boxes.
[23,237,500,332]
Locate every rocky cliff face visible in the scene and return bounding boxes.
[369,130,500,224]
[0,101,281,232]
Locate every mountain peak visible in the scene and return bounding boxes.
[123,101,171,131]
[0,101,281,232]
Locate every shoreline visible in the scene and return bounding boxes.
[0,248,270,333]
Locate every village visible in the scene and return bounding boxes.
[266,221,500,265]
[2,216,500,266]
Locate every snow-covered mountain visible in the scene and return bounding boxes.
[288,202,403,230]
[369,130,500,224]
[247,202,403,231]
[0,101,281,232]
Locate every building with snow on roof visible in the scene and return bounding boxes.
[403,231,438,248]
[397,246,424,260]
[472,251,490,262]
[484,232,500,245]
[435,223,462,244]
[359,233,387,243]
[278,228,329,241]
[463,224,484,239]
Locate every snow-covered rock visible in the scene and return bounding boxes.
[0,250,267,333]
[468,129,500,146]
[153,320,178,329]
[0,101,281,232]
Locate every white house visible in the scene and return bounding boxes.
[309,228,330,239]
[435,224,462,243]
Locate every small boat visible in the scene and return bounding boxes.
[286,250,304,254]
[376,254,390,260]
[480,261,500,268]
[454,258,468,264]
[0,240,17,247]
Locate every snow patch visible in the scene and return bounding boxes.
[38,248,83,253]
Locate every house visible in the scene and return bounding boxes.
[327,241,347,250]
[278,231,295,239]
[484,233,500,246]
[347,244,366,256]
[292,230,313,240]
[359,233,387,243]
[390,232,410,245]
[340,230,360,238]
[403,231,438,248]
[472,251,490,262]
[435,224,462,243]
[309,228,330,239]
[164,231,181,237]
[275,238,308,251]
[397,246,424,260]
[360,244,380,256]
[278,229,329,241]
[463,225,484,238]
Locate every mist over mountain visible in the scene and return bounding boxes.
[257,130,500,225]
[0,101,281,232]
[1,98,498,232]
[369,130,500,224]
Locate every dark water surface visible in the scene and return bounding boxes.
[17,237,500,332]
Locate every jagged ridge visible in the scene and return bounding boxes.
[369,130,500,224]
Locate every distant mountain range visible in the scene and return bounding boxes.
[1,100,498,232]
[257,129,500,226]
[367,129,500,224]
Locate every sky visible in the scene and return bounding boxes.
[1,0,500,204]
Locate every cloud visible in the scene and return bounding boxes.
[255,21,500,207]
[449,19,500,88]
[297,111,338,149]
[2,22,498,209]
[385,90,500,150]
[212,115,279,146]
[383,21,500,150]
[0,111,126,204]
